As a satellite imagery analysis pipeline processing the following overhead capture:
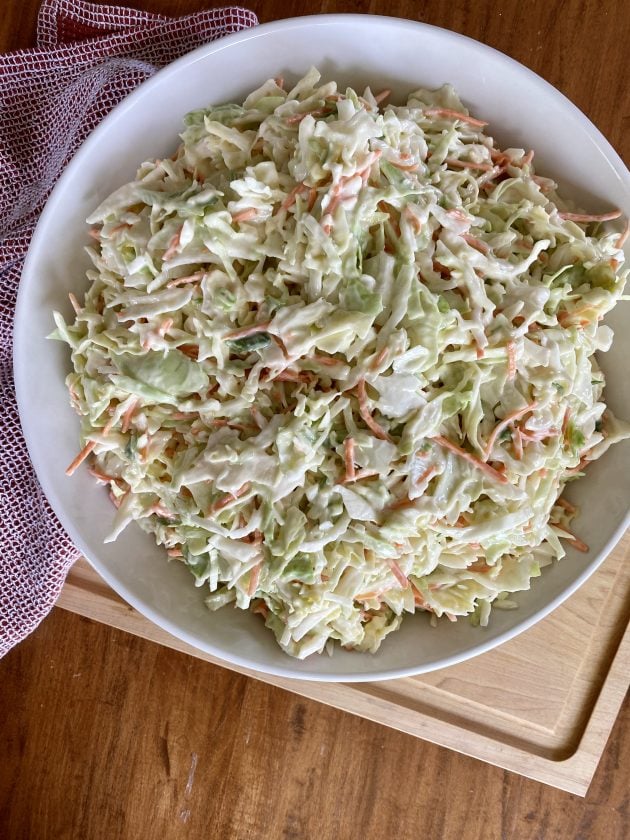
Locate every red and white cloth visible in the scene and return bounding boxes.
[0,0,257,657]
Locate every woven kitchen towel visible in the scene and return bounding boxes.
[0,0,257,657]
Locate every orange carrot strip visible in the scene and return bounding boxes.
[356,378,392,442]
[167,272,204,288]
[556,497,577,514]
[374,89,391,105]
[167,548,183,558]
[462,233,489,254]
[512,428,523,460]
[252,601,269,619]
[343,468,379,485]
[88,228,101,241]
[559,210,622,223]
[424,107,487,127]
[371,347,388,370]
[387,559,409,589]
[506,340,517,380]
[415,464,438,487]
[121,398,139,434]
[210,482,251,514]
[281,183,308,210]
[521,150,534,166]
[432,435,509,484]
[483,401,537,461]
[87,465,116,483]
[390,160,420,172]
[309,354,340,367]
[231,208,258,224]
[65,440,96,476]
[163,230,181,261]
[558,528,589,553]
[247,562,262,597]
[158,318,173,337]
[68,292,81,314]
[223,321,272,340]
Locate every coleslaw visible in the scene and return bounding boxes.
[52,68,630,658]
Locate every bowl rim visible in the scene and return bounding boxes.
[14,13,630,682]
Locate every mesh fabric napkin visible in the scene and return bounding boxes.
[0,0,258,657]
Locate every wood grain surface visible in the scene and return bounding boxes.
[2,1,629,838]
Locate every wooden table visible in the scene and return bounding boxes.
[2,1,629,837]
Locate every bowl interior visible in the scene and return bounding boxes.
[14,15,630,681]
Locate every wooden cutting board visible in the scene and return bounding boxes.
[57,531,630,796]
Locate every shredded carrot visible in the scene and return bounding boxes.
[88,227,101,241]
[423,107,487,127]
[178,344,198,360]
[490,149,511,166]
[506,340,517,380]
[210,482,251,514]
[374,89,391,105]
[415,464,438,487]
[371,347,388,370]
[467,562,491,573]
[223,320,272,340]
[102,415,115,437]
[387,559,409,589]
[309,353,340,367]
[121,398,139,434]
[231,208,258,224]
[558,528,589,553]
[247,562,262,597]
[444,157,495,172]
[109,490,121,509]
[252,601,269,619]
[532,175,553,192]
[616,218,630,249]
[167,548,183,558]
[521,150,534,166]
[462,233,489,254]
[556,497,577,514]
[512,428,523,460]
[403,206,423,233]
[68,292,81,314]
[483,401,537,461]
[388,496,417,510]
[163,230,181,261]
[343,437,356,482]
[432,435,509,485]
[342,468,379,485]
[410,581,433,611]
[281,183,308,211]
[356,378,392,441]
[559,209,622,223]
[390,160,420,172]
[274,76,284,89]
[87,465,115,483]
[158,318,173,337]
[65,440,96,476]
[321,215,333,236]
[272,369,313,383]
[167,272,204,288]
[307,187,318,212]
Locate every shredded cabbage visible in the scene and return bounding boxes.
[52,69,630,658]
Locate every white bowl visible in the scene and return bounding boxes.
[14,15,630,682]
